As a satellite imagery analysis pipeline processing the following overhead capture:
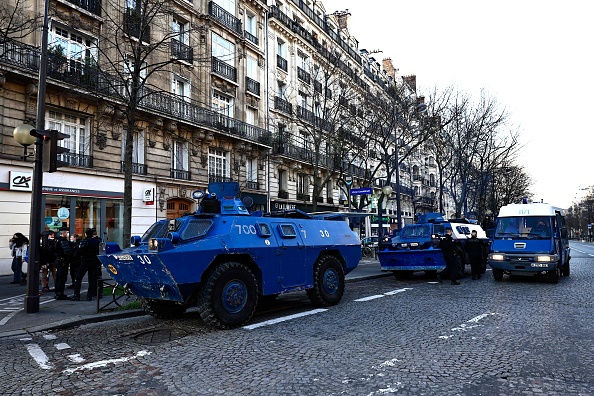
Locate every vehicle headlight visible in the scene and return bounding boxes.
[490,253,505,261]
[410,242,419,247]
[400,243,408,248]
[536,255,552,262]
[148,238,159,251]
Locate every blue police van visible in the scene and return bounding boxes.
[488,203,570,283]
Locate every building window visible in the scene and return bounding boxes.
[277,38,286,58]
[247,158,258,183]
[172,19,189,45]
[209,148,230,180]
[246,107,257,125]
[48,25,96,74]
[172,140,189,172]
[278,169,287,191]
[246,55,258,81]
[214,0,236,14]
[47,110,88,156]
[121,129,145,164]
[212,91,234,117]
[212,32,235,65]
[245,13,257,44]
[297,51,308,70]
[297,173,308,195]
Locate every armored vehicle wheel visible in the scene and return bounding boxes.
[548,267,560,284]
[141,298,187,319]
[562,261,570,276]
[198,262,258,329]
[492,268,504,281]
[307,255,345,307]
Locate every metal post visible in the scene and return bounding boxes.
[24,0,50,313]
[394,147,402,230]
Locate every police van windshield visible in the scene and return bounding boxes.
[494,216,552,239]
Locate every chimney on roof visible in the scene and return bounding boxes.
[382,58,395,79]
[403,75,417,91]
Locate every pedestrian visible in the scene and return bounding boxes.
[40,230,57,293]
[53,227,73,300]
[68,233,81,289]
[71,228,100,301]
[9,232,28,285]
[438,228,460,285]
[464,230,484,280]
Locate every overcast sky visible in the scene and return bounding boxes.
[321,0,593,209]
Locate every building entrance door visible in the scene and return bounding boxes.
[166,199,192,219]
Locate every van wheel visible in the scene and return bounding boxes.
[562,261,570,277]
[198,262,258,329]
[307,255,344,306]
[492,268,504,281]
[548,267,560,284]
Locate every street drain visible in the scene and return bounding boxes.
[132,328,189,344]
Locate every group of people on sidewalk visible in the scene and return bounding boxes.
[9,227,102,301]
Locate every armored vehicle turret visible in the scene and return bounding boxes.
[99,182,362,329]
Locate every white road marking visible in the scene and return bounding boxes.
[63,350,151,374]
[355,295,384,302]
[26,344,54,370]
[55,343,70,350]
[43,334,57,340]
[0,309,21,326]
[243,308,328,330]
[439,312,497,339]
[383,288,412,296]
[67,354,85,363]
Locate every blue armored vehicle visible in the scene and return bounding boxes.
[377,213,489,279]
[98,182,362,329]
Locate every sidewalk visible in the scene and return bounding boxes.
[0,258,386,338]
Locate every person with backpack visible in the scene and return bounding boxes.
[53,227,73,300]
[71,228,100,301]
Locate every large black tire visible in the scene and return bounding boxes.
[198,262,258,329]
[141,298,188,319]
[492,268,504,281]
[307,255,345,307]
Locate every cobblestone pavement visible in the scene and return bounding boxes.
[2,243,593,395]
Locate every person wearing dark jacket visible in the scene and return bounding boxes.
[71,228,101,301]
[54,227,73,300]
[438,228,460,285]
[464,230,484,280]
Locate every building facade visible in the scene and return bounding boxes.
[0,0,438,273]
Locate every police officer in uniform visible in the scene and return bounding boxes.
[71,228,100,301]
[438,228,460,285]
[54,227,73,300]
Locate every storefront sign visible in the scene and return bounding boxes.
[9,171,33,192]
[143,188,154,202]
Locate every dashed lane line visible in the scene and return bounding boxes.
[354,288,413,302]
[243,308,328,330]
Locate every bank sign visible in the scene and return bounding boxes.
[9,171,32,192]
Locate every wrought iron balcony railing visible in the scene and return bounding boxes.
[212,56,237,82]
[171,39,193,63]
[171,169,191,180]
[244,30,258,45]
[120,161,148,175]
[208,174,233,183]
[0,39,273,148]
[274,96,292,115]
[276,54,288,72]
[208,1,242,35]
[297,67,311,84]
[297,193,310,201]
[246,181,259,190]
[296,106,314,124]
[245,76,260,95]
[66,0,101,16]
[60,152,93,169]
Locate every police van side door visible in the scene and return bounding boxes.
[555,213,569,264]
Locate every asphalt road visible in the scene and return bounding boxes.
[2,241,593,395]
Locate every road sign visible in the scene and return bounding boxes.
[345,175,353,186]
[350,187,373,196]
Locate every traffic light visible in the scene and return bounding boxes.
[41,129,70,173]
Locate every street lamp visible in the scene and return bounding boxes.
[379,184,393,240]
[13,124,37,161]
